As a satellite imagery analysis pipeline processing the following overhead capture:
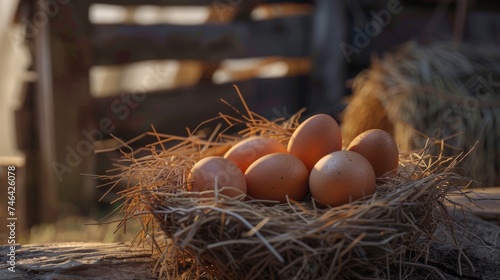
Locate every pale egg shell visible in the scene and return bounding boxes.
[245,153,309,203]
[287,114,342,172]
[188,156,247,198]
[224,136,286,173]
[309,151,375,207]
[347,129,399,178]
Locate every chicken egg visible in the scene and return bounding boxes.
[224,136,286,173]
[245,153,309,203]
[347,129,399,178]
[287,114,342,172]
[188,156,247,198]
[309,151,375,207]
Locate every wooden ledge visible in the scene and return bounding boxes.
[0,208,498,279]
[0,242,156,279]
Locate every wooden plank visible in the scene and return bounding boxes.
[89,76,307,143]
[446,187,500,224]
[90,0,231,6]
[0,243,155,279]
[90,15,311,65]
[90,0,306,7]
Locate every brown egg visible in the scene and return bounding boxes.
[287,114,342,172]
[347,129,399,178]
[224,136,286,173]
[309,151,375,207]
[188,156,247,198]
[245,153,309,203]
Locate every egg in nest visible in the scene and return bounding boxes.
[188,156,247,198]
[245,153,309,203]
[347,129,399,178]
[309,151,376,207]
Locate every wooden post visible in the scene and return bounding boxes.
[34,0,58,223]
[48,1,96,217]
[309,0,347,118]
[30,0,96,222]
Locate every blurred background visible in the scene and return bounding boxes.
[0,0,499,244]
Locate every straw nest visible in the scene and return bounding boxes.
[99,88,473,279]
[341,41,500,187]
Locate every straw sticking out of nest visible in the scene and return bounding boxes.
[97,87,475,279]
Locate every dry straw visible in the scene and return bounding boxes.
[341,41,500,187]
[98,86,475,279]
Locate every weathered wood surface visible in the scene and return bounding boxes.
[0,242,156,280]
[89,0,308,6]
[446,187,500,224]
[91,15,311,66]
[0,210,499,279]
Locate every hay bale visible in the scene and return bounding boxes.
[341,41,500,187]
[98,90,476,279]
